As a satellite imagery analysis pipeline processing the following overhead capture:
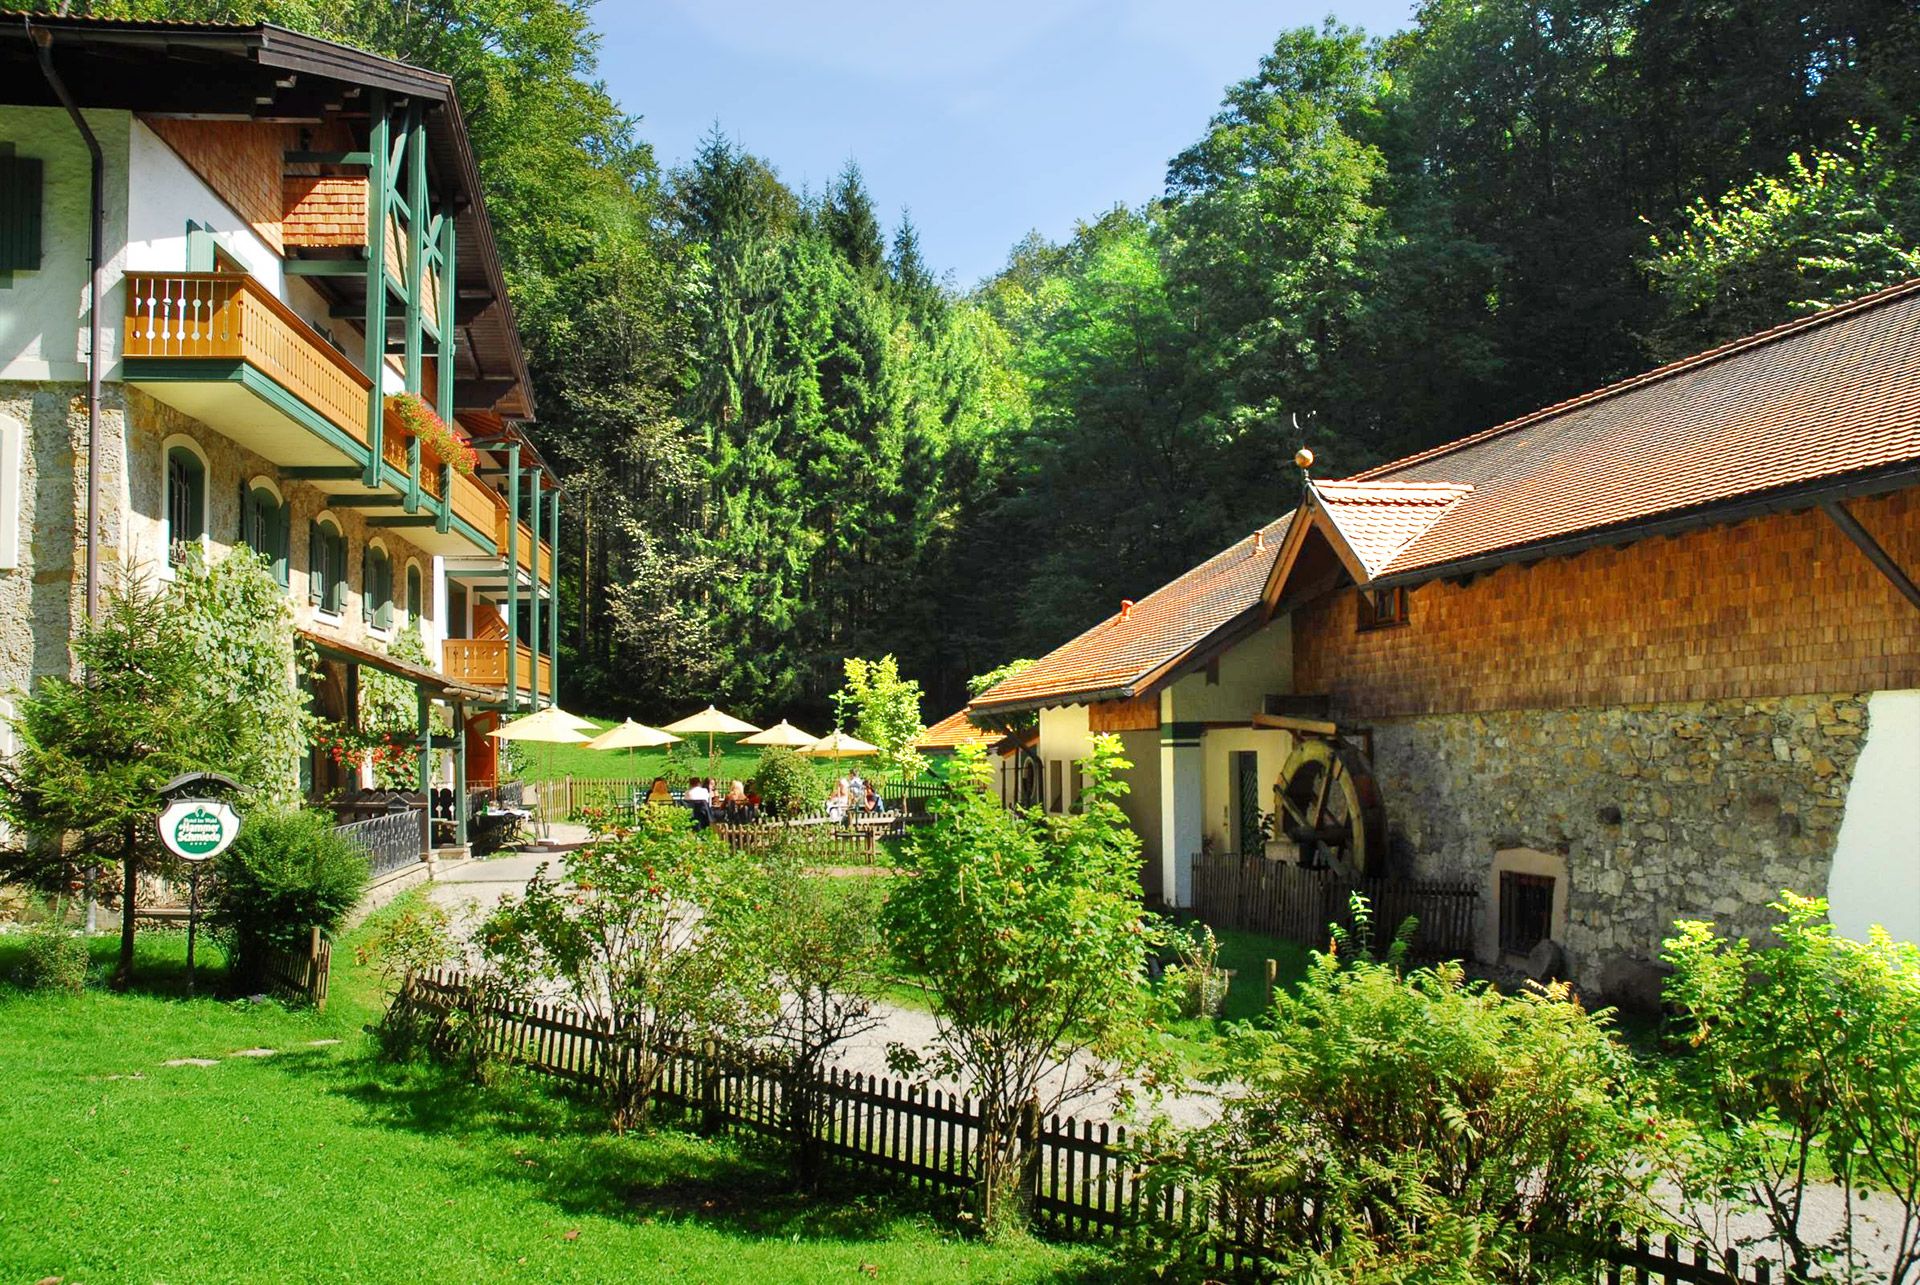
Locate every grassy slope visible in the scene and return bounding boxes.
[0,918,1109,1285]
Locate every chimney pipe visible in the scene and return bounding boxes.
[1118,599,1134,621]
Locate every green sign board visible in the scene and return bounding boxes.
[156,798,241,862]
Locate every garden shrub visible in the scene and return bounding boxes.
[19,912,89,994]
[1163,923,1232,1018]
[209,807,368,989]
[751,746,824,816]
[1148,903,1660,1283]
[1662,894,1920,1282]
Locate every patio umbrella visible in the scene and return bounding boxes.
[662,705,762,762]
[801,730,881,759]
[583,719,682,775]
[739,720,818,749]
[491,706,591,838]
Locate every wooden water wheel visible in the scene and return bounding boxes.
[1274,735,1386,876]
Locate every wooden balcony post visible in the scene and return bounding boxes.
[452,699,468,849]
[505,443,521,710]
[528,468,543,711]
[362,91,390,490]
[548,488,562,703]
[435,201,457,422]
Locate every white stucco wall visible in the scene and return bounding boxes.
[125,120,281,289]
[1036,703,1091,810]
[1199,726,1296,856]
[1163,616,1292,723]
[1827,689,1920,944]
[0,107,131,383]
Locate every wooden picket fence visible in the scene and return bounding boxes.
[712,822,893,861]
[1191,853,1478,960]
[389,970,1776,1283]
[261,926,331,1010]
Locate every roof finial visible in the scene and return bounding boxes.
[1292,413,1314,493]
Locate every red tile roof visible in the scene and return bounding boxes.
[917,708,994,751]
[970,517,1294,712]
[1353,277,1920,578]
[1314,481,1474,577]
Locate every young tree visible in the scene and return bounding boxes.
[1645,129,1920,359]
[882,738,1167,1231]
[479,805,751,1130]
[0,567,206,985]
[1662,894,1920,1282]
[720,849,889,1184]
[836,655,927,783]
[1151,905,1661,1282]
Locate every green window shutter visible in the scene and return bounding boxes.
[274,503,291,587]
[238,480,249,544]
[329,533,347,615]
[0,154,44,277]
[308,521,324,604]
[361,547,374,623]
[185,221,215,273]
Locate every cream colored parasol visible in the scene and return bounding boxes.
[801,730,881,759]
[490,706,592,838]
[739,720,818,749]
[662,705,762,761]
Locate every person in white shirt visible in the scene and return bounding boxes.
[684,776,713,829]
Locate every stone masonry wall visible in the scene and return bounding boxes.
[1370,691,1868,998]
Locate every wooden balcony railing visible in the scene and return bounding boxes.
[495,510,553,587]
[124,272,370,449]
[449,468,499,538]
[441,638,553,698]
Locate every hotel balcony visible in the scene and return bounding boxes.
[441,637,554,701]
[122,271,496,559]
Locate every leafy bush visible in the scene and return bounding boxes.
[751,746,824,816]
[209,808,368,989]
[1163,923,1233,1018]
[480,805,752,1129]
[1662,894,1920,1282]
[19,913,89,994]
[883,738,1167,1232]
[1149,902,1659,1282]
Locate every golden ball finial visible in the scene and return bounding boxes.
[1294,447,1315,471]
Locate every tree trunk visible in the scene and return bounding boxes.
[114,819,136,988]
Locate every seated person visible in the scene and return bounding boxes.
[863,782,880,812]
[725,779,748,817]
[684,776,713,829]
[646,775,672,804]
[825,780,850,824]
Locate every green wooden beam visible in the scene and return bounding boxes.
[281,465,363,480]
[505,443,521,712]
[361,91,390,489]
[287,259,368,277]
[285,150,372,166]
[548,488,562,705]
[527,469,543,710]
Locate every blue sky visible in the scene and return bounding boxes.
[595,1,1418,289]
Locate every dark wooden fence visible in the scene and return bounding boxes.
[1191,853,1478,960]
[262,926,331,1009]
[712,822,895,861]
[334,808,427,879]
[555,776,937,825]
[391,970,1774,1283]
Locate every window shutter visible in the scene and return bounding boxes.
[185,221,215,273]
[238,480,249,544]
[328,533,347,614]
[361,547,373,623]
[274,502,290,587]
[0,154,43,276]
[308,521,323,603]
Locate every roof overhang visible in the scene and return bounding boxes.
[1364,460,1920,591]
[298,627,491,699]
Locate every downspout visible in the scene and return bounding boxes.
[29,22,105,622]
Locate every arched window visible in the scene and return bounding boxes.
[362,541,393,631]
[164,442,207,566]
[405,561,424,625]
[240,479,289,587]
[308,515,346,615]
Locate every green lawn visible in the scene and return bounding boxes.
[0,914,1120,1284]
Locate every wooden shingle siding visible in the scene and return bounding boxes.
[1088,695,1159,732]
[1292,488,1920,720]
[141,117,289,253]
[282,175,368,247]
